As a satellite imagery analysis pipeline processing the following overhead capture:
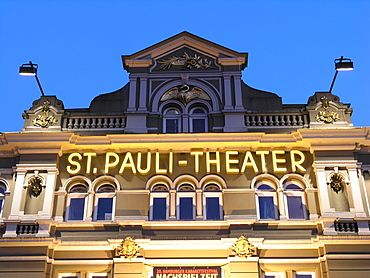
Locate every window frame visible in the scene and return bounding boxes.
[177,184,196,221]
[65,184,88,222]
[163,107,182,133]
[189,107,208,133]
[93,185,116,221]
[0,183,6,218]
[283,181,308,220]
[255,181,279,220]
[150,191,170,221]
[203,184,223,220]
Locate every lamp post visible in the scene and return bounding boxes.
[19,61,45,96]
[329,56,354,93]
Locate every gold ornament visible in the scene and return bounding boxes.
[231,236,256,258]
[161,84,210,106]
[328,173,346,193]
[28,176,43,197]
[117,237,140,259]
[33,100,58,128]
[316,96,340,124]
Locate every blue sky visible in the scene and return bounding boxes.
[0,0,369,132]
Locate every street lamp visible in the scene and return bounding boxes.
[329,56,354,93]
[19,61,45,96]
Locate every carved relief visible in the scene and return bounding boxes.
[328,173,347,193]
[161,84,210,105]
[117,237,140,259]
[28,176,43,197]
[33,100,58,128]
[158,52,214,70]
[316,96,340,123]
[231,236,256,258]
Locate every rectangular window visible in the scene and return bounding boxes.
[287,196,305,219]
[68,197,85,220]
[152,197,167,220]
[96,197,113,220]
[296,275,312,278]
[193,119,205,133]
[258,196,276,219]
[166,119,179,133]
[0,199,3,216]
[206,197,221,220]
[179,197,193,220]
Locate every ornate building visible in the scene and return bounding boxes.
[1,32,370,278]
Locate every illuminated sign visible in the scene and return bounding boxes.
[154,267,221,278]
[66,150,307,175]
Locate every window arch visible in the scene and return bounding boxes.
[163,107,181,133]
[189,107,208,133]
[94,184,116,221]
[283,179,308,220]
[177,183,196,220]
[66,183,88,221]
[255,180,279,220]
[150,183,169,221]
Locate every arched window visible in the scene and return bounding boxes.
[0,182,6,217]
[163,108,181,133]
[284,181,307,220]
[189,107,208,133]
[203,184,223,220]
[94,184,115,221]
[255,181,279,220]
[150,184,169,221]
[177,183,195,220]
[66,184,88,221]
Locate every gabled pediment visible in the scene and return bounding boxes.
[122,31,248,71]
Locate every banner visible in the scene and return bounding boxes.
[154,267,221,278]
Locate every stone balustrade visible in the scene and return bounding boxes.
[62,116,126,130]
[245,114,307,128]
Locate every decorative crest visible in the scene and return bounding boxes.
[28,176,43,197]
[161,84,210,105]
[117,237,140,259]
[231,236,256,258]
[158,52,214,70]
[328,173,347,193]
[316,96,340,123]
[33,100,58,128]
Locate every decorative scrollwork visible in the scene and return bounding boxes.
[117,237,140,259]
[33,100,58,128]
[231,236,256,258]
[28,176,43,197]
[158,52,214,70]
[316,96,340,124]
[328,173,347,193]
[161,84,210,106]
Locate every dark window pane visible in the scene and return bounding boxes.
[285,184,302,190]
[287,196,305,219]
[296,275,312,278]
[206,197,221,220]
[258,196,276,219]
[258,184,274,191]
[97,197,113,220]
[0,188,5,194]
[68,198,85,220]
[0,199,3,212]
[166,119,179,133]
[193,119,205,133]
[179,197,193,220]
[153,197,167,220]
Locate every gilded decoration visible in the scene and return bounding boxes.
[117,237,140,259]
[328,173,347,193]
[161,84,210,105]
[231,236,256,258]
[28,176,43,197]
[33,100,58,128]
[316,96,340,123]
[158,52,213,70]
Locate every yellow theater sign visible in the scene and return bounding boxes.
[66,150,307,175]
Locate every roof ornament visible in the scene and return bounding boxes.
[33,100,58,128]
[117,237,140,259]
[316,96,340,124]
[158,52,213,70]
[231,236,256,258]
[161,84,210,106]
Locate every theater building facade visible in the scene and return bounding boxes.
[1,32,370,278]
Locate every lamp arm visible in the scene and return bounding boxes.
[34,75,45,96]
[329,70,338,93]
